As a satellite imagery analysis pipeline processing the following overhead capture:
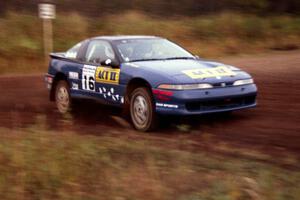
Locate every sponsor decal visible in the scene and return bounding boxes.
[156,103,178,109]
[71,83,79,90]
[99,86,124,104]
[182,66,236,79]
[95,67,120,85]
[69,71,79,79]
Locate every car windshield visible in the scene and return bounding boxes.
[114,38,195,62]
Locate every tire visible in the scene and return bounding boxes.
[130,87,157,132]
[55,80,71,114]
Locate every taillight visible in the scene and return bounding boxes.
[46,76,53,83]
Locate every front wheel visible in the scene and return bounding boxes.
[130,87,157,132]
[55,80,71,114]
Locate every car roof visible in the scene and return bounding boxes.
[91,35,162,41]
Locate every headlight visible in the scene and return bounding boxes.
[233,78,254,86]
[157,83,213,90]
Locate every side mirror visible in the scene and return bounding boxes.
[100,59,119,68]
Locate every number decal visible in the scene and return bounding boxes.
[80,65,123,104]
[82,75,95,90]
[88,76,95,90]
[81,65,121,92]
[82,65,96,91]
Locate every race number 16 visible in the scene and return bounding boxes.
[82,75,95,91]
[82,65,96,91]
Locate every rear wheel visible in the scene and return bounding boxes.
[55,80,71,114]
[130,87,157,132]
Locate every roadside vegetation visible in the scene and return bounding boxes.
[0,11,300,74]
[0,120,299,200]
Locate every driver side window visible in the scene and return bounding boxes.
[85,40,115,64]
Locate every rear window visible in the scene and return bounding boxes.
[65,42,82,59]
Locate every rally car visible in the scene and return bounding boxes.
[45,36,257,131]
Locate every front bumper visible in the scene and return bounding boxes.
[153,84,257,115]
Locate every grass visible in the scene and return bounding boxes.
[0,122,299,200]
[0,11,300,74]
[1,11,300,199]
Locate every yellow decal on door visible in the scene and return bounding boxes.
[182,66,236,79]
[95,67,120,84]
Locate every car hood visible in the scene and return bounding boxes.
[131,59,250,84]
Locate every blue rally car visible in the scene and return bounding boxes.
[45,36,257,131]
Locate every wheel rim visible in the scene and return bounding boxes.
[132,95,149,126]
[56,85,70,113]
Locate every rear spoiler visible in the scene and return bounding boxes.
[49,52,83,64]
[50,52,66,59]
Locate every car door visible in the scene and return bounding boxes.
[64,40,86,95]
[80,40,124,105]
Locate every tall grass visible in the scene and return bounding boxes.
[0,125,299,200]
[0,11,300,74]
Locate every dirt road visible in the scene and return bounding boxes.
[1,51,300,159]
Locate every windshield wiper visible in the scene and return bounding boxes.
[129,58,163,62]
[164,57,195,60]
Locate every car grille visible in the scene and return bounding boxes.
[185,95,256,111]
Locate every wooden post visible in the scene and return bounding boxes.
[43,18,53,66]
[39,2,55,67]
